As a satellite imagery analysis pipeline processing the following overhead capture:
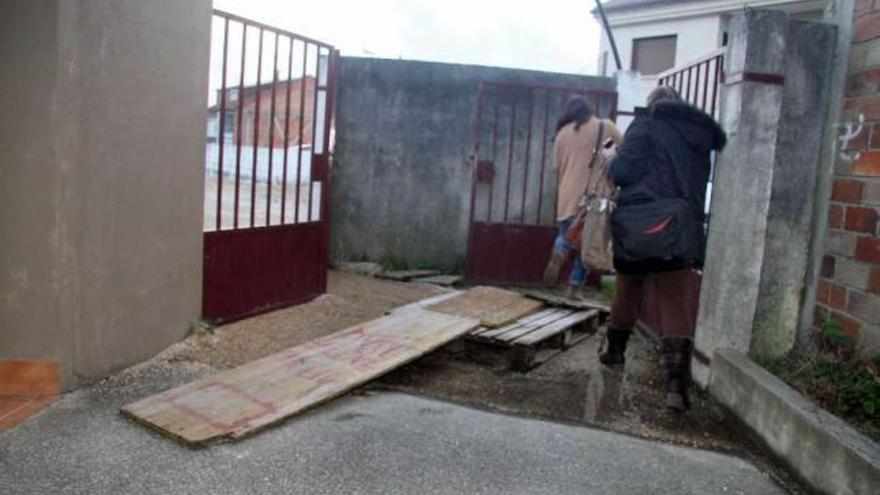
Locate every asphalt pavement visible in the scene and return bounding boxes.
[0,361,786,494]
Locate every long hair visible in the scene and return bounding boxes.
[646,86,682,107]
[555,95,594,134]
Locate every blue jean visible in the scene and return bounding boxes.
[554,217,587,287]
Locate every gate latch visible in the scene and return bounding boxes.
[476,160,495,183]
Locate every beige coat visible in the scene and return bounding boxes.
[553,117,623,221]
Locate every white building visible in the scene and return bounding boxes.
[594,0,827,103]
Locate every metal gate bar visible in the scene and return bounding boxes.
[657,48,724,119]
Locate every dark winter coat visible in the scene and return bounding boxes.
[608,101,727,274]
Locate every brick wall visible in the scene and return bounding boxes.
[816,0,880,354]
[237,77,317,147]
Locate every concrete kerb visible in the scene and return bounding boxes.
[707,348,880,495]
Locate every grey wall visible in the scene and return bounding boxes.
[0,0,211,390]
[798,0,857,352]
[332,58,615,270]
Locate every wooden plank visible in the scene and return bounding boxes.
[483,309,564,341]
[514,330,594,371]
[493,309,575,343]
[388,290,462,315]
[513,310,597,346]
[377,269,442,282]
[427,286,545,328]
[121,307,479,445]
[520,289,610,313]
[473,308,565,339]
[560,326,595,349]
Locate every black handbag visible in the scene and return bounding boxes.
[610,126,704,266]
[610,197,702,264]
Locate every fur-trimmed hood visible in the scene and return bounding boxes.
[637,101,727,153]
[651,101,727,151]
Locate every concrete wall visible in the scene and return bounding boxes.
[752,19,837,356]
[0,0,211,390]
[332,58,614,270]
[694,10,836,384]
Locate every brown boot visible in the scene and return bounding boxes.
[661,337,693,412]
[599,328,631,366]
[543,250,566,285]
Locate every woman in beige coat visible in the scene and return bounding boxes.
[544,96,622,300]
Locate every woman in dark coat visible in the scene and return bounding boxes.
[600,86,726,411]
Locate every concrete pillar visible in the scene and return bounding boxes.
[694,10,836,385]
[0,0,211,390]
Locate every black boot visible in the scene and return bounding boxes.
[661,337,693,412]
[599,328,632,366]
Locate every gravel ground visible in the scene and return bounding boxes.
[164,270,447,368]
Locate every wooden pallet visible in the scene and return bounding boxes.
[469,307,600,371]
[121,307,479,445]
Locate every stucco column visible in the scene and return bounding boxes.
[693,10,835,385]
[0,0,211,390]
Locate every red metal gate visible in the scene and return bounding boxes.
[465,81,618,285]
[202,11,338,323]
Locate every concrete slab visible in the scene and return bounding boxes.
[333,261,384,277]
[709,348,880,495]
[1,363,784,495]
[412,274,463,287]
[377,270,442,282]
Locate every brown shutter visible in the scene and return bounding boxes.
[631,35,677,75]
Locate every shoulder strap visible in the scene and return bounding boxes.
[585,121,610,198]
[588,120,604,169]
[579,120,604,196]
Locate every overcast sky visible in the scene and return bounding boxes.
[212,0,604,75]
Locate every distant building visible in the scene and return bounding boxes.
[207,76,317,147]
[593,0,827,79]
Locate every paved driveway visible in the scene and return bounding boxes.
[0,362,785,494]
